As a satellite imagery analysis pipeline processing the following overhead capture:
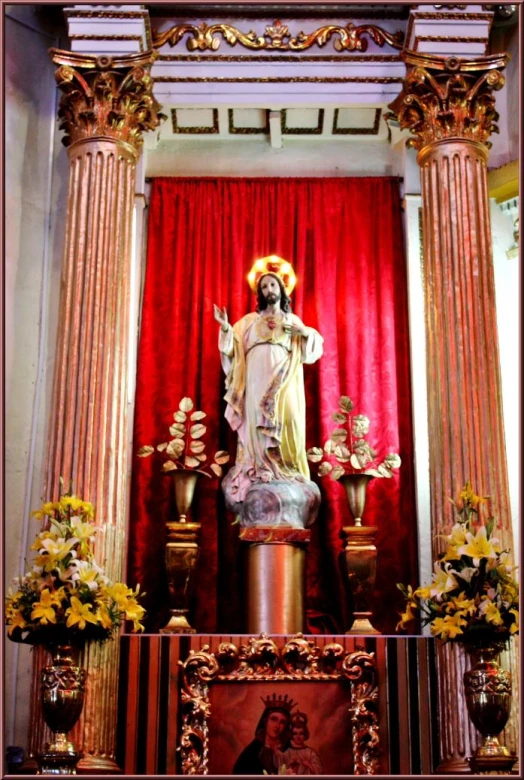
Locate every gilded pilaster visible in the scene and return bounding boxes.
[26,50,164,773]
[389,51,518,772]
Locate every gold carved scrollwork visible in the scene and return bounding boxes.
[50,49,165,150]
[387,50,508,151]
[178,634,380,775]
[153,19,404,52]
[343,651,381,775]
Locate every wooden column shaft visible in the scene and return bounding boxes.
[27,49,164,772]
[388,50,517,772]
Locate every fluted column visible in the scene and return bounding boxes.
[389,51,518,772]
[27,50,164,772]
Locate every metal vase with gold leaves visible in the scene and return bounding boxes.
[160,469,202,633]
[339,474,380,635]
[464,640,516,773]
[37,645,86,774]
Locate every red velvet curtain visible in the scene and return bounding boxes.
[129,177,418,634]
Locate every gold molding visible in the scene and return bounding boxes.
[153,76,402,84]
[64,10,148,18]
[64,9,153,49]
[50,49,165,149]
[333,107,382,135]
[488,160,519,202]
[157,53,402,63]
[179,634,380,775]
[281,108,324,134]
[412,12,493,20]
[171,107,219,134]
[415,35,488,43]
[228,108,269,134]
[405,11,494,51]
[152,20,404,53]
[69,34,145,53]
[387,51,508,151]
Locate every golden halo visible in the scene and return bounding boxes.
[247,255,297,296]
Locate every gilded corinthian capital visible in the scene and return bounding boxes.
[50,49,165,150]
[388,51,508,151]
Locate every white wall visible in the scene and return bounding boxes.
[5,5,68,751]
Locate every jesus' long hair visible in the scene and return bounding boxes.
[256,273,292,313]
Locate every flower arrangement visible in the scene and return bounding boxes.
[5,485,145,647]
[397,482,519,644]
[138,396,230,477]
[306,395,401,480]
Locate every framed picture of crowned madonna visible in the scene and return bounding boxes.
[178,634,380,775]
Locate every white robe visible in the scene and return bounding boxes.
[219,310,323,503]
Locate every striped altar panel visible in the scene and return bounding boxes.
[116,636,439,775]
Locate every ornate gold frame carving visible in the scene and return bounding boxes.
[178,634,380,775]
[153,20,404,52]
[333,108,382,135]
[171,108,219,134]
[281,108,325,135]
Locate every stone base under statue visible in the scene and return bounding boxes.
[240,527,311,634]
[224,477,319,633]
[223,476,321,529]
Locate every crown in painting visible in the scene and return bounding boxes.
[260,693,297,712]
[247,254,297,295]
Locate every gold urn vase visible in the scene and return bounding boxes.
[161,469,202,633]
[37,645,86,774]
[339,473,380,635]
[464,640,516,773]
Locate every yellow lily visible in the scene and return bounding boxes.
[458,482,487,509]
[40,536,78,561]
[31,501,59,521]
[105,583,133,608]
[31,589,57,624]
[457,526,498,567]
[445,593,476,616]
[509,608,519,634]
[65,597,99,630]
[8,611,27,635]
[430,613,466,640]
[429,562,458,600]
[95,604,114,630]
[396,600,416,631]
[479,598,503,626]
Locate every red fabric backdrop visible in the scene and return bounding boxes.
[129,177,418,634]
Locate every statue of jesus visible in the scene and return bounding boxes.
[214,260,323,520]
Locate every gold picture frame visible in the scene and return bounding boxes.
[178,634,380,775]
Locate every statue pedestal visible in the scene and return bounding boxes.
[240,527,310,634]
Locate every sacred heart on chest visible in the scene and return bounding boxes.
[266,317,277,331]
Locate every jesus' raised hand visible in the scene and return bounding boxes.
[213,304,229,331]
